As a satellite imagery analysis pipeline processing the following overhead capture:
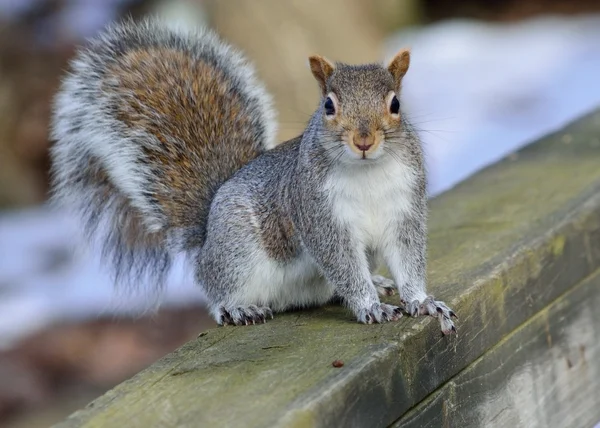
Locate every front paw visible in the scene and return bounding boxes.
[406,296,457,335]
[356,303,403,324]
[218,305,273,326]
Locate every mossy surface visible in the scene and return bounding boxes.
[54,109,600,428]
[394,268,600,428]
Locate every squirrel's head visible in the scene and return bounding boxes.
[308,49,411,163]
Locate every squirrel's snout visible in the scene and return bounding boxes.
[353,136,374,152]
[346,129,382,159]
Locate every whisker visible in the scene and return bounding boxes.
[406,114,455,122]
[410,127,457,134]
[403,108,452,120]
[383,146,406,168]
[326,147,346,169]
[322,144,345,156]
[410,130,453,144]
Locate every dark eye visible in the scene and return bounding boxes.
[324,96,335,116]
[390,95,400,115]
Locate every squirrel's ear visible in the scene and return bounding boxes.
[309,55,335,95]
[387,49,411,88]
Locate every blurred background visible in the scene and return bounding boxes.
[1,0,600,426]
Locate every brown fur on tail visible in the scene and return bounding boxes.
[105,46,267,249]
[50,19,276,288]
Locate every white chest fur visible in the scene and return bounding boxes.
[324,158,417,249]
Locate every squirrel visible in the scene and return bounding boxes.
[50,19,456,335]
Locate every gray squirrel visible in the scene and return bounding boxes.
[50,19,456,334]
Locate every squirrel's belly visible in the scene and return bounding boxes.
[235,249,333,311]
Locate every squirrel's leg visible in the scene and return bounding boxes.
[198,253,275,326]
[198,191,278,326]
[383,214,457,335]
[199,259,277,326]
[199,249,275,326]
[300,223,402,324]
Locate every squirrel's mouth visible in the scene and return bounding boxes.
[344,130,383,160]
[341,144,382,162]
[348,142,382,161]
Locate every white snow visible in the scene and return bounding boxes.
[389,16,600,195]
[0,208,203,349]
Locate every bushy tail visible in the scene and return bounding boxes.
[50,19,277,289]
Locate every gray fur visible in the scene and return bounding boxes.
[199,62,455,332]
[51,20,455,333]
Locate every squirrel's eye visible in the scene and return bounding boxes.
[390,95,400,115]
[324,96,336,116]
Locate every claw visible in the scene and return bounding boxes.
[217,305,274,326]
[357,303,403,324]
[405,296,457,335]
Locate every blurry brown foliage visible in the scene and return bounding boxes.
[0,25,70,208]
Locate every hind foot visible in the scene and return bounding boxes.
[372,275,396,297]
[218,305,273,326]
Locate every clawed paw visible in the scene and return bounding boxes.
[357,303,403,324]
[218,305,273,326]
[372,275,397,297]
[405,296,457,335]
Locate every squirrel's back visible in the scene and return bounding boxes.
[50,19,277,287]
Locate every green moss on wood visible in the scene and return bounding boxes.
[393,268,600,428]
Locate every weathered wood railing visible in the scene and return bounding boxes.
[55,109,600,428]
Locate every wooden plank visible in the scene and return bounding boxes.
[393,267,600,428]
[54,110,600,427]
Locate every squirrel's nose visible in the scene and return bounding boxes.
[354,137,373,152]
